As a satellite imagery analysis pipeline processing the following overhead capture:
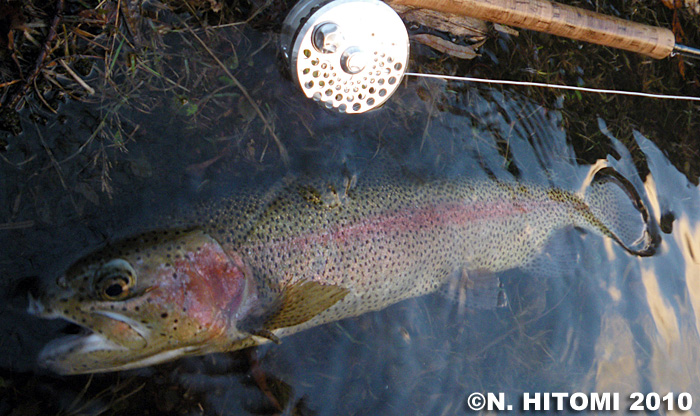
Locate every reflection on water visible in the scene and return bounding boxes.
[1,24,700,416]
[599,131,700,409]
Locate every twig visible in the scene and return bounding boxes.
[0,220,35,230]
[59,59,96,95]
[208,0,274,29]
[9,0,65,109]
[0,150,36,168]
[41,69,83,102]
[34,121,81,215]
[0,80,21,89]
[35,124,68,190]
[56,101,125,165]
[249,34,273,58]
[184,24,289,165]
[33,76,57,113]
[243,0,274,25]
[119,0,143,46]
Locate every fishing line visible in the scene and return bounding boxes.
[405,72,700,102]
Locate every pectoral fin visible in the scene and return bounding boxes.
[262,281,350,331]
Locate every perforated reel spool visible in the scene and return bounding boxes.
[280,0,409,113]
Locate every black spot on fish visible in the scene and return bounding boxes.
[161,313,168,318]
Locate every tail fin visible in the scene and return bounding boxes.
[581,166,660,257]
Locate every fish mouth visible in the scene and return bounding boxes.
[30,297,201,374]
[37,326,130,374]
[29,294,154,374]
[38,322,200,374]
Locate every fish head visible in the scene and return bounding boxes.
[29,229,258,374]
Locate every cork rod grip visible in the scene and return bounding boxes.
[390,0,676,58]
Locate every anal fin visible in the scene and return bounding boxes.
[440,266,507,311]
[522,227,580,279]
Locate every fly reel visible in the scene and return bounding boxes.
[280,0,409,113]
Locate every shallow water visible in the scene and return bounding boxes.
[1,15,700,416]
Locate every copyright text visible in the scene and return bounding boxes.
[466,392,692,412]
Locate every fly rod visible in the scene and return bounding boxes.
[388,0,700,59]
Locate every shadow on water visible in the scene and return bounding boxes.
[1,8,700,416]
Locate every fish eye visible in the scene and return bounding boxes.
[94,259,136,301]
[99,275,133,300]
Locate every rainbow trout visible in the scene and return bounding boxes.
[28,167,656,374]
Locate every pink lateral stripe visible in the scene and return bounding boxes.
[247,197,563,253]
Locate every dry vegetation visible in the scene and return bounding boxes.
[0,0,698,194]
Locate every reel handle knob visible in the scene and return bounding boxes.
[312,23,344,54]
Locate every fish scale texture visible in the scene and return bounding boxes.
[200,177,609,336]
